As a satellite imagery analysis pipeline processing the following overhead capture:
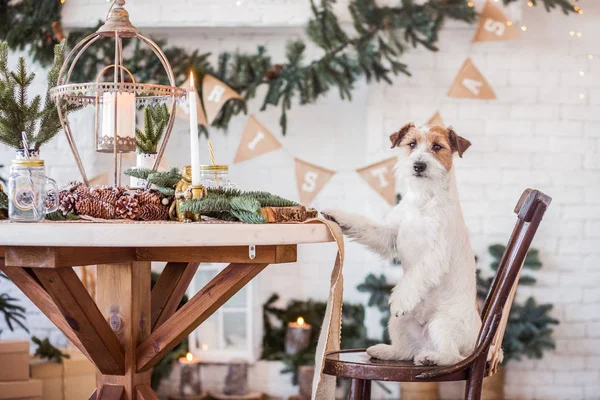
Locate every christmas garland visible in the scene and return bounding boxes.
[0,0,575,134]
[125,167,304,224]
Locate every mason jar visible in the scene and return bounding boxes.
[8,159,59,222]
[198,165,237,190]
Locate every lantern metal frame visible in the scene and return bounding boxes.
[49,0,187,186]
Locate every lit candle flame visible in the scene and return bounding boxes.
[189,72,195,91]
[297,317,305,326]
[186,352,193,362]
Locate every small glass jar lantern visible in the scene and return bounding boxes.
[198,165,238,191]
[49,0,187,186]
[8,159,59,222]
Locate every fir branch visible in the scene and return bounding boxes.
[124,167,153,181]
[147,168,182,188]
[0,188,7,210]
[32,336,70,363]
[45,211,79,221]
[179,189,297,223]
[0,293,28,333]
[230,209,267,224]
[179,195,232,214]
[230,195,262,213]
[155,186,175,196]
[0,40,67,150]
[136,104,169,154]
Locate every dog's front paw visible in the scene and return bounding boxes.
[366,344,396,361]
[321,209,351,232]
[390,285,420,317]
[414,352,440,366]
[389,291,417,318]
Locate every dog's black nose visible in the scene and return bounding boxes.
[413,161,427,173]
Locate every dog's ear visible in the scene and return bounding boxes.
[447,126,471,158]
[390,122,415,148]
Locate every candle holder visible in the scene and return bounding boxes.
[177,352,202,398]
[49,0,187,186]
[169,166,207,222]
[285,317,312,355]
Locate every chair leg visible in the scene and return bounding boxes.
[465,357,486,400]
[362,380,371,400]
[348,379,368,400]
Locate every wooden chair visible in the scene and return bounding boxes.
[323,188,552,400]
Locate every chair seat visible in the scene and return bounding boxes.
[323,349,470,382]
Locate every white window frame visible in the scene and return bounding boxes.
[187,263,259,363]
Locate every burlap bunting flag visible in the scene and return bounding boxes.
[233,115,282,164]
[202,75,243,124]
[427,111,445,127]
[447,58,496,100]
[356,157,398,206]
[473,1,520,43]
[294,159,336,205]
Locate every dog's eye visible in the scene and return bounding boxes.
[409,141,417,149]
[432,144,442,151]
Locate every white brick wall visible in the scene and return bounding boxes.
[2,1,600,399]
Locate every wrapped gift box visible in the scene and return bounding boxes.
[30,349,95,400]
[0,379,42,400]
[0,340,30,382]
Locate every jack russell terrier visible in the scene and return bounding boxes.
[323,123,482,366]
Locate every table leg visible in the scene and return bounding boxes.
[96,262,152,399]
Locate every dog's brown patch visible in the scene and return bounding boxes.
[390,122,416,148]
[447,127,472,157]
[426,126,455,170]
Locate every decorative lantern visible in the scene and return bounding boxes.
[49,0,187,186]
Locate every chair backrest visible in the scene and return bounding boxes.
[477,189,552,375]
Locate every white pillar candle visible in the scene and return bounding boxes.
[101,92,136,141]
[189,73,201,186]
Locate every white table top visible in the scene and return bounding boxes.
[0,221,335,247]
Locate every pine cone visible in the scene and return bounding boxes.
[90,186,122,206]
[75,198,115,219]
[115,195,139,219]
[70,183,90,200]
[136,204,169,221]
[59,191,77,216]
[135,190,161,206]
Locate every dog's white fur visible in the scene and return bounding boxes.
[323,124,481,366]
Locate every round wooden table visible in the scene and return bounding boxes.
[0,221,334,400]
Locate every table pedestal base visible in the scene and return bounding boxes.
[1,245,283,400]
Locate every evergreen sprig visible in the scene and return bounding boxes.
[0,187,7,210]
[179,190,297,224]
[45,211,80,221]
[0,292,28,334]
[136,104,169,154]
[0,40,68,150]
[0,1,574,135]
[32,336,70,363]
